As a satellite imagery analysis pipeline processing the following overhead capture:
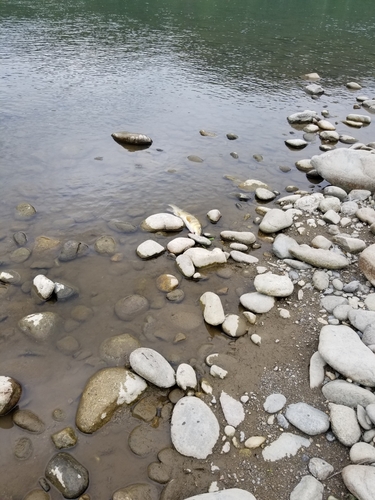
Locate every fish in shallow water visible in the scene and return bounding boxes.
[168,204,201,235]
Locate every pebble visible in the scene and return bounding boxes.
[350,442,375,464]
[171,397,220,459]
[15,202,36,220]
[259,209,294,233]
[285,402,330,436]
[59,240,89,261]
[255,188,276,201]
[176,364,197,390]
[45,452,89,498]
[32,274,55,300]
[230,251,258,264]
[322,379,375,408]
[200,292,225,326]
[176,253,195,278]
[94,235,116,255]
[220,231,256,245]
[14,437,33,460]
[220,391,245,427]
[156,274,179,292]
[130,348,176,388]
[99,333,140,366]
[113,484,159,500]
[254,273,294,297]
[184,247,227,268]
[309,351,326,389]
[76,368,147,433]
[240,292,275,314]
[272,234,299,259]
[136,240,165,259]
[13,409,45,434]
[359,244,375,286]
[263,393,286,413]
[308,457,334,480]
[222,314,248,337]
[51,427,78,449]
[287,110,319,124]
[290,245,349,269]
[114,294,149,321]
[329,403,361,446]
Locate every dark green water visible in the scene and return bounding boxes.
[0,1,375,498]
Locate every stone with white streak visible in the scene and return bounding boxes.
[200,292,225,326]
[76,367,147,433]
[0,376,22,416]
[222,314,248,337]
[18,312,61,341]
[219,392,245,427]
[130,348,176,388]
[32,274,55,300]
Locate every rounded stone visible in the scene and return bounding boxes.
[142,213,184,232]
[156,274,179,292]
[94,235,116,255]
[129,348,175,388]
[113,483,159,500]
[0,375,22,416]
[115,295,149,321]
[239,292,275,314]
[221,314,248,337]
[15,202,36,220]
[285,402,330,436]
[99,333,140,366]
[11,247,30,263]
[254,273,294,297]
[263,394,286,414]
[13,409,45,434]
[45,452,89,499]
[18,312,61,341]
[171,397,220,459]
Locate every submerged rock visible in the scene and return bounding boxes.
[18,312,61,341]
[45,452,89,499]
[115,294,149,321]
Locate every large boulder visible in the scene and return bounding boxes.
[311,149,375,192]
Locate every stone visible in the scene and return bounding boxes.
[99,333,140,366]
[13,409,45,433]
[320,296,348,313]
[285,403,330,436]
[365,294,375,311]
[222,314,248,337]
[0,376,22,416]
[295,193,323,212]
[333,235,366,253]
[290,476,324,500]
[323,185,347,200]
[350,442,375,464]
[240,292,275,314]
[263,393,286,413]
[347,114,371,124]
[333,304,352,322]
[329,403,361,446]
[156,274,179,292]
[113,483,159,500]
[56,336,80,355]
[32,274,55,300]
[312,270,329,291]
[348,309,375,333]
[107,219,137,233]
[347,82,362,90]
[230,251,258,264]
[23,490,50,500]
[220,231,256,245]
[356,207,375,225]
[54,281,78,302]
[51,427,78,449]
[253,273,294,297]
[176,253,195,278]
[129,348,175,388]
[320,130,339,142]
[45,452,89,499]
[207,210,222,223]
[287,110,319,124]
[363,325,375,346]
[342,465,375,500]
[319,197,341,213]
[359,244,375,286]
[319,325,375,386]
[239,179,268,191]
[255,188,276,201]
[18,312,61,341]
[14,437,33,460]
[366,403,375,424]
[0,270,21,284]
[200,292,225,326]
[311,149,375,192]
[94,236,116,255]
[142,213,184,232]
[295,159,313,172]
[176,364,197,390]
[341,201,359,216]
[262,433,310,461]
[322,380,375,408]
[183,490,257,500]
[311,235,332,250]
[184,247,227,268]
[357,405,373,430]
[290,245,349,269]
[285,139,308,149]
[111,131,152,145]
[11,247,30,263]
[115,295,149,321]
[259,209,293,233]
[15,202,36,219]
[76,367,147,433]
[136,240,165,259]
[171,397,220,459]
[59,240,89,261]
[33,236,61,255]
[308,457,334,480]
[219,392,245,427]
[309,351,326,389]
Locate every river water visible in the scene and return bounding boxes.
[1,0,375,498]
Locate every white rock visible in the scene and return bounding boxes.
[311,235,332,250]
[290,245,349,269]
[129,348,176,388]
[244,436,266,449]
[322,380,375,408]
[224,425,236,437]
[295,193,324,212]
[251,334,261,346]
[357,404,373,430]
[222,314,248,337]
[240,293,275,314]
[176,253,195,278]
[200,292,225,326]
[263,394,286,413]
[171,397,220,459]
[350,442,375,464]
[323,209,341,224]
[359,244,375,287]
[312,270,329,291]
[176,364,197,390]
[210,365,227,379]
[329,403,361,446]
[243,311,256,324]
[309,351,326,389]
[184,248,227,268]
[230,251,258,264]
[220,231,256,245]
[262,433,310,461]
[136,240,165,259]
[254,273,294,297]
[207,210,222,223]
[290,476,323,500]
[318,120,335,130]
[220,392,245,427]
[184,489,257,500]
[259,209,294,233]
[255,188,276,201]
[366,403,375,424]
[272,234,299,259]
[348,309,375,333]
[167,237,195,255]
[342,465,375,500]
[32,274,55,300]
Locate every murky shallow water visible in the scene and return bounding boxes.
[1,0,375,497]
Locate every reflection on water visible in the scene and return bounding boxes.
[0,0,375,497]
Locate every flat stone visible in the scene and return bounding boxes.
[263,393,286,413]
[54,281,78,302]
[308,457,334,480]
[220,231,256,245]
[322,380,375,408]
[323,186,347,200]
[76,367,147,433]
[230,251,258,264]
[259,209,293,233]
[356,207,375,225]
[290,245,349,269]
[329,403,361,446]
[342,465,375,500]
[130,348,176,388]
[18,312,61,341]
[295,159,313,172]
[363,325,375,346]
[0,376,22,416]
[171,397,220,459]
[136,240,165,259]
[107,219,137,233]
[115,295,149,321]
[290,475,324,500]
[359,244,375,286]
[319,325,375,386]
[111,131,152,145]
[45,452,89,499]
[311,235,332,250]
[142,213,184,232]
[219,391,245,427]
[33,236,61,255]
[156,274,179,292]
[59,240,89,261]
[262,433,310,462]
[239,292,275,314]
[285,402,330,436]
[13,409,45,433]
[254,273,294,297]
